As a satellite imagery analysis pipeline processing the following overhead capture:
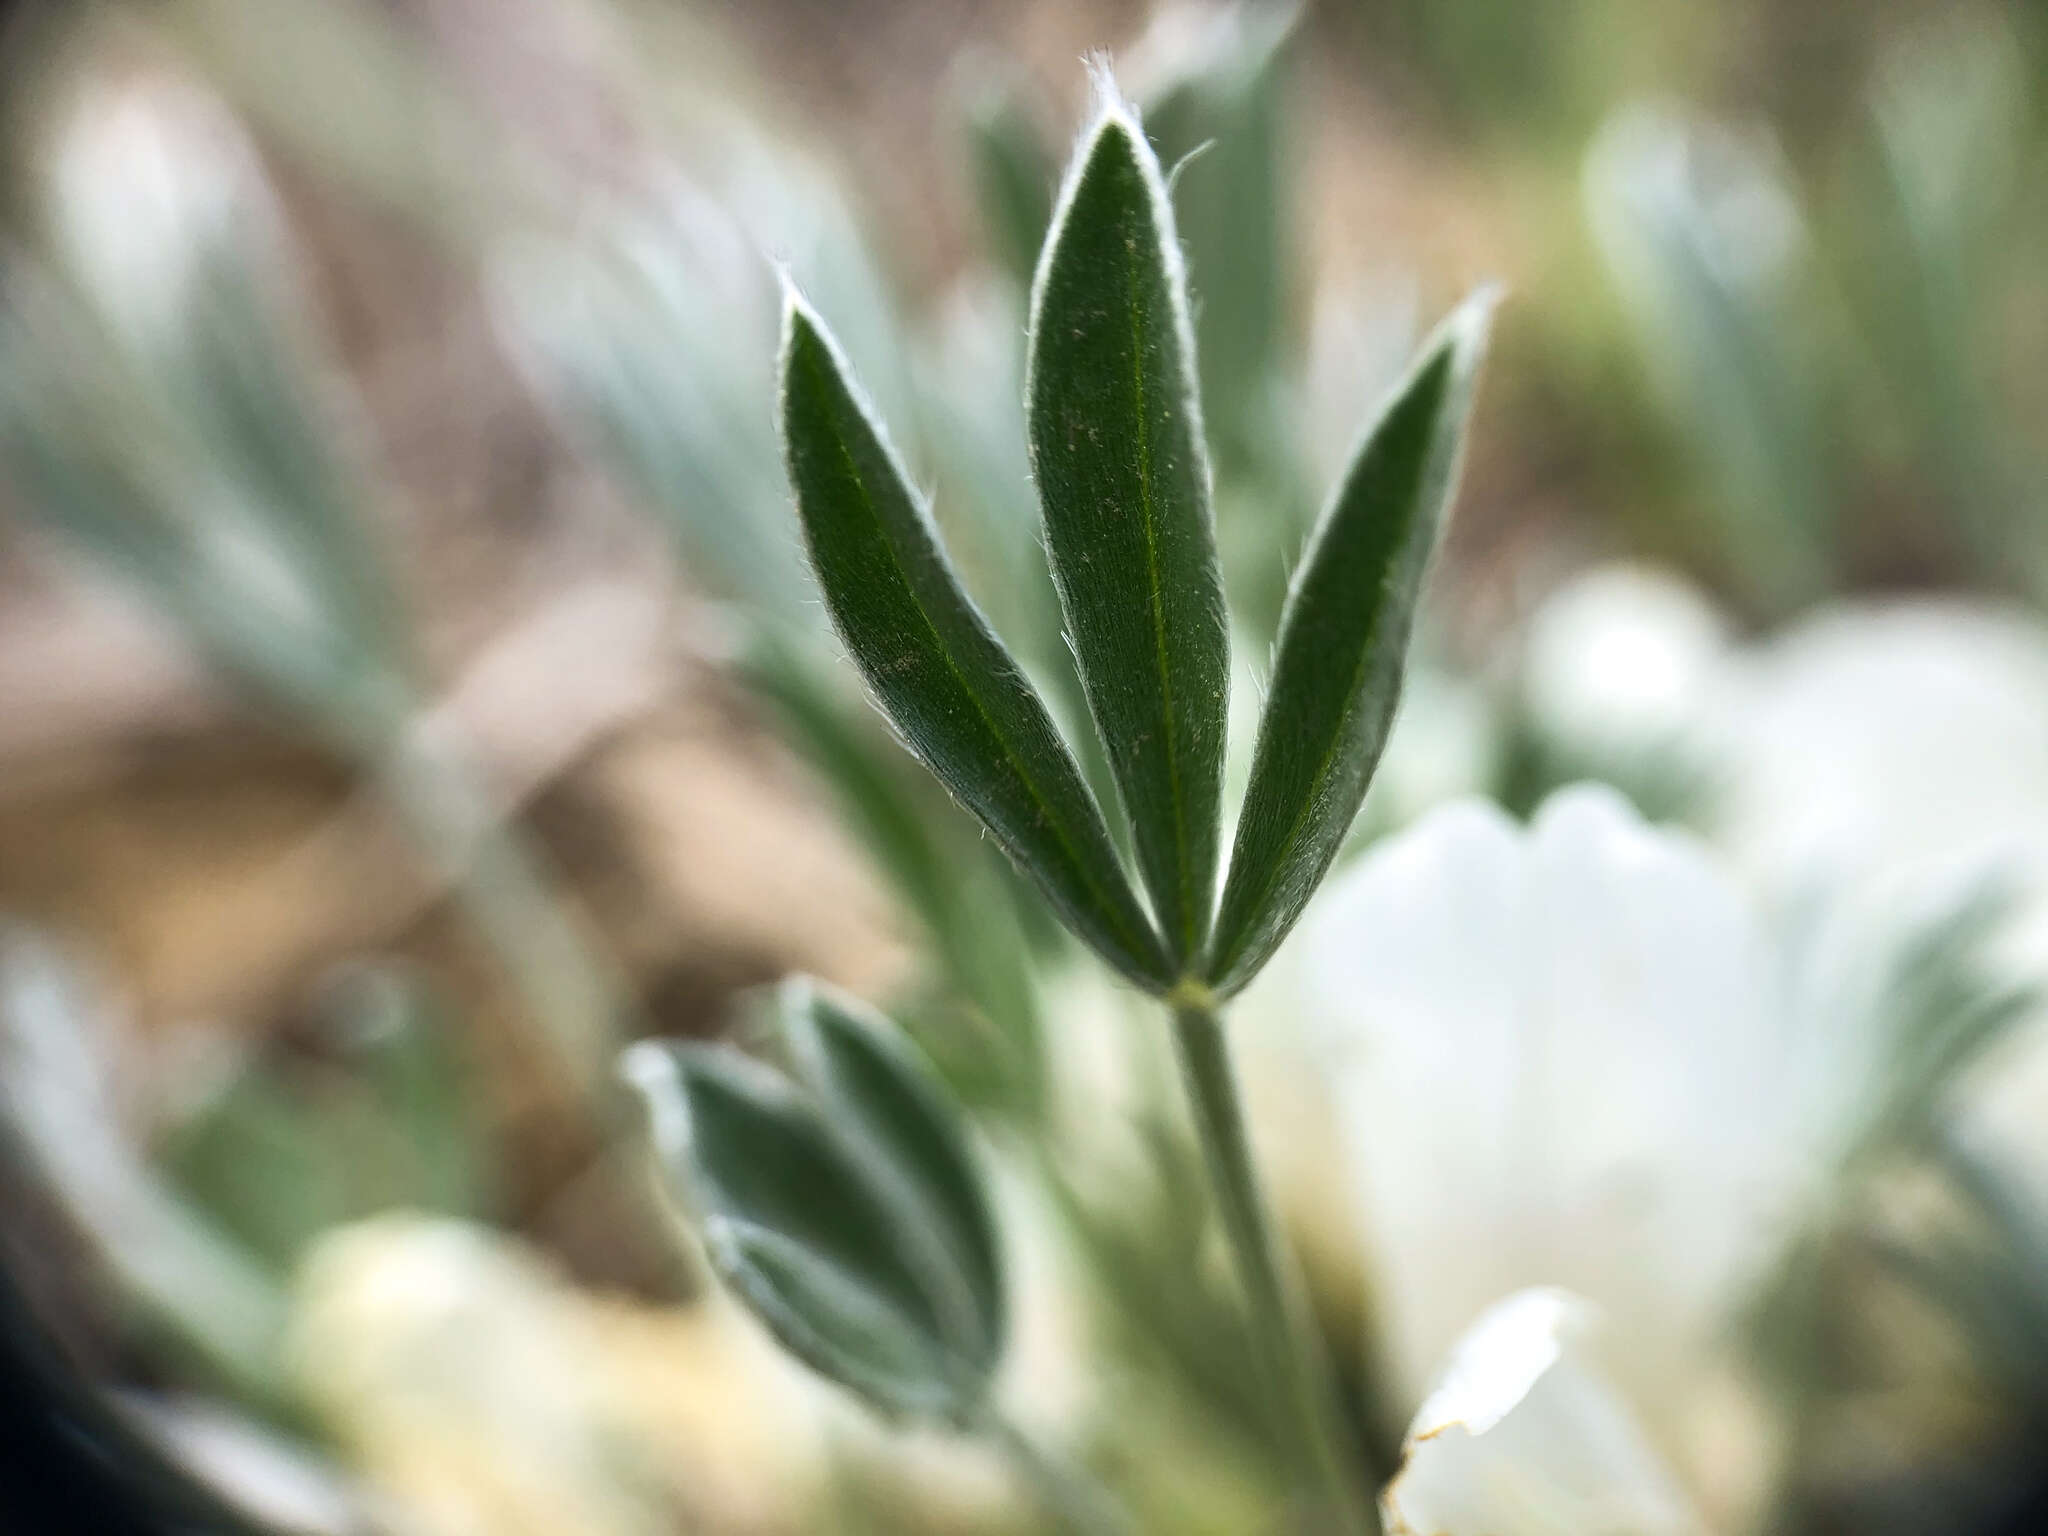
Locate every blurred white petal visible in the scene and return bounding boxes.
[1715,601,2048,902]
[1384,1290,1706,1536]
[1712,600,2048,1176]
[1520,563,1730,771]
[1301,786,1827,1478]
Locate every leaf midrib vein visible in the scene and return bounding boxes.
[1124,208,1195,959]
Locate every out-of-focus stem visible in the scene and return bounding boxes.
[357,694,688,1283]
[1169,995,1375,1536]
[372,715,621,1097]
[979,1403,1135,1536]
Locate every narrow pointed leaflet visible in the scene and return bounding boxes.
[1027,93,1230,972]
[628,1042,967,1420]
[623,979,1011,1426]
[780,979,1005,1372]
[780,295,1170,989]
[1208,292,1495,996]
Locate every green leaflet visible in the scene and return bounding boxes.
[1027,94,1230,971]
[649,1046,959,1417]
[624,982,1005,1424]
[171,241,403,673]
[780,292,1171,991]
[1208,293,1494,996]
[1865,24,2034,593]
[780,979,1006,1369]
[501,222,806,623]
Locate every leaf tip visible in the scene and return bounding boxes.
[617,1037,689,1162]
[1080,52,1138,134]
[1033,58,1161,272]
[1398,283,1501,432]
[775,972,827,1064]
[776,275,825,374]
[1076,72,1153,187]
[1447,281,1505,354]
[776,970,819,1019]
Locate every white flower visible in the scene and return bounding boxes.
[1706,599,2048,1175]
[1297,787,1847,1512]
[1711,600,2048,904]
[1517,577,2048,985]
[1285,578,2048,1522]
[1383,1290,1706,1536]
[1519,562,1730,775]
[1517,576,2048,913]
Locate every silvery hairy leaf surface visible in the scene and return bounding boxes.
[626,980,1006,1424]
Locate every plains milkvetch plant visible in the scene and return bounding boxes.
[1292,784,2034,1529]
[693,67,1496,1530]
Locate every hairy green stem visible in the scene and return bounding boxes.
[1170,998,1376,1536]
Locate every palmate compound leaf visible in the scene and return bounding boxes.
[1027,81,1231,973]
[1207,292,1495,996]
[622,981,1004,1425]
[779,291,1172,991]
